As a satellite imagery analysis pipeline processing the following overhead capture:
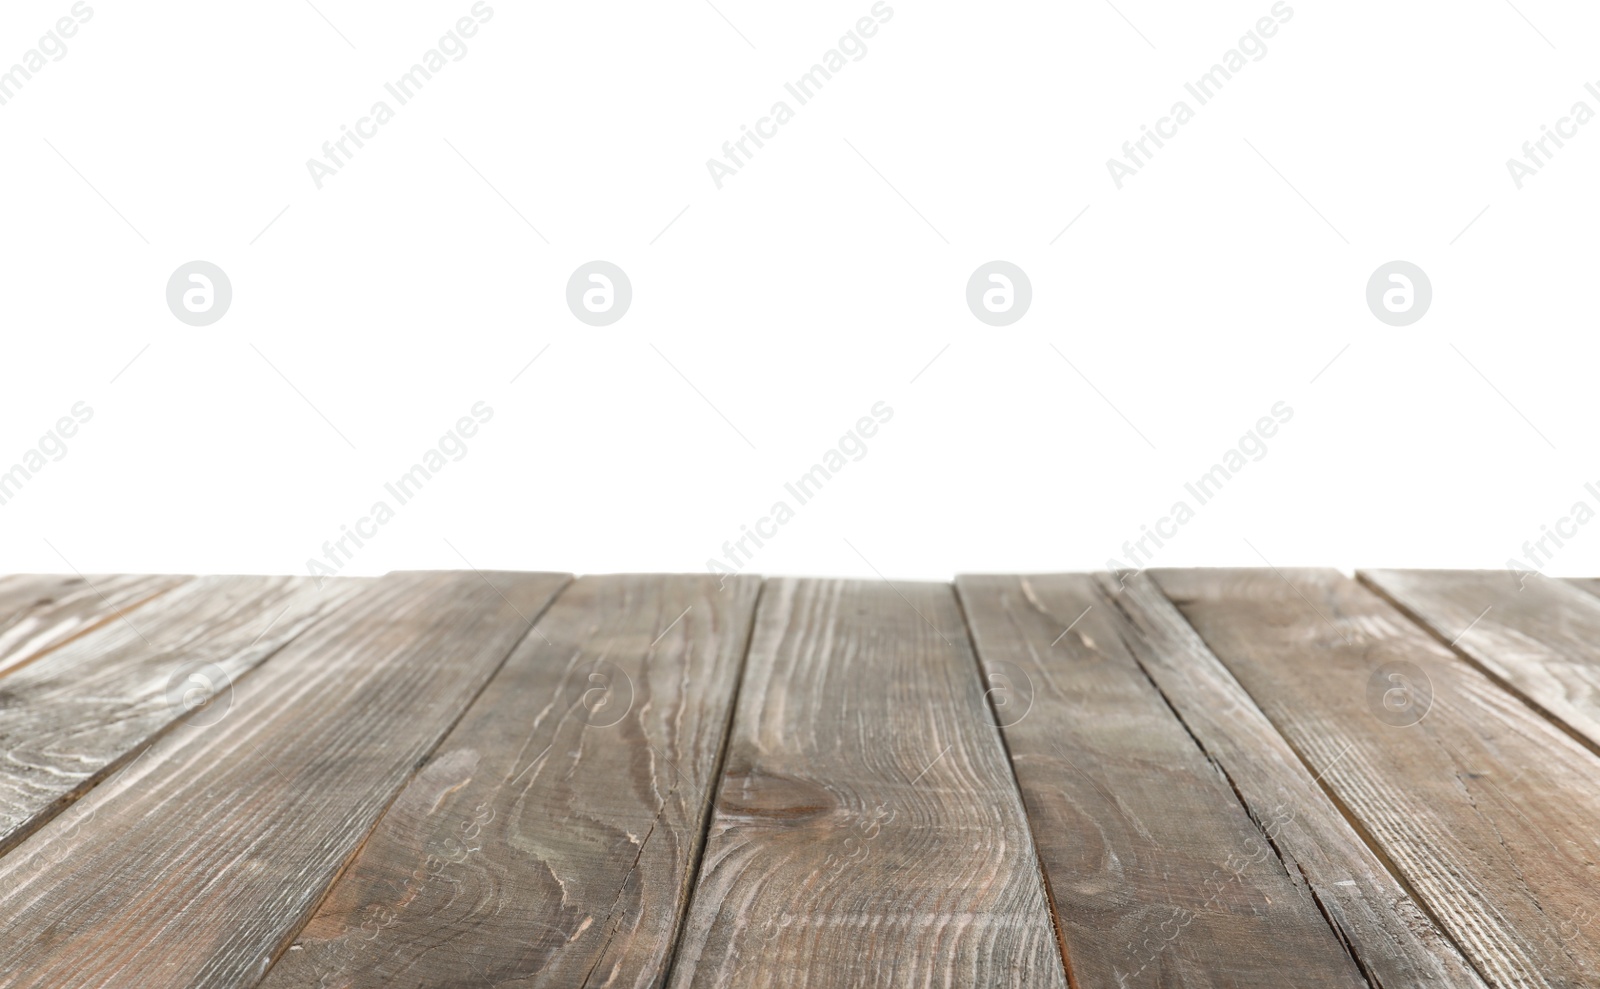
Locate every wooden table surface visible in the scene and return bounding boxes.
[0,569,1594,988]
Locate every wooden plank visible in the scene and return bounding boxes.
[0,574,367,857]
[0,573,186,677]
[0,570,569,989]
[1364,569,1600,755]
[1103,572,1487,988]
[665,578,1067,989]
[258,574,761,989]
[1152,568,1600,989]
[1566,577,1600,602]
[957,574,1371,988]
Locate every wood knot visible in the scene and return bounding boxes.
[718,765,837,825]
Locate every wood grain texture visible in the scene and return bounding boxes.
[1103,572,1487,989]
[666,578,1067,989]
[0,573,186,677]
[259,574,761,989]
[0,574,367,857]
[0,570,568,989]
[958,573,1371,988]
[1153,568,1600,989]
[1363,569,1600,755]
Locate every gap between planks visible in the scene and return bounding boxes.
[950,581,1081,989]
[1359,570,1600,764]
[656,579,767,989]
[259,572,579,984]
[0,571,1587,989]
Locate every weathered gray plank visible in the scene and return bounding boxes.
[1153,568,1600,989]
[0,575,366,857]
[1566,577,1600,602]
[958,573,1372,987]
[0,570,569,989]
[1104,571,1487,988]
[666,578,1067,989]
[0,573,185,677]
[1364,569,1600,755]
[259,574,760,989]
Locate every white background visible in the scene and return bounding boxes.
[1,0,1596,581]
